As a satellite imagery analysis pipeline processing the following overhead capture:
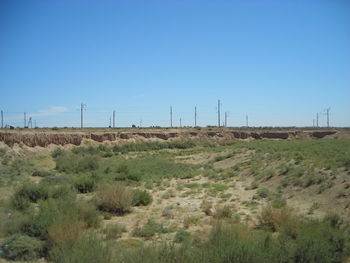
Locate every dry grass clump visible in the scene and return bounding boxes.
[257,205,300,237]
[94,184,132,215]
[200,200,213,216]
[213,205,233,219]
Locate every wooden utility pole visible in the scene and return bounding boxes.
[170,106,173,128]
[194,106,197,127]
[1,110,3,128]
[113,110,116,128]
[217,100,221,127]
[24,112,26,128]
[180,118,182,128]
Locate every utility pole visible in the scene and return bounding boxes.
[316,113,319,127]
[113,110,116,128]
[140,119,142,128]
[225,112,228,127]
[80,103,86,129]
[217,100,221,127]
[170,106,173,128]
[109,117,111,128]
[180,118,182,128]
[1,110,3,128]
[194,106,197,127]
[326,107,330,128]
[24,112,26,128]
[246,115,248,127]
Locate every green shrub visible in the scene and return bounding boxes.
[94,184,132,215]
[103,224,127,240]
[115,164,141,181]
[20,198,100,239]
[2,234,44,261]
[132,189,153,206]
[256,188,270,199]
[132,219,170,239]
[51,184,76,201]
[48,234,113,263]
[32,170,52,177]
[174,230,191,243]
[11,182,49,210]
[52,148,64,158]
[55,154,99,173]
[73,175,96,193]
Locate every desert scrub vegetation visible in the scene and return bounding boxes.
[94,184,133,215]
[112,140,196,153]
[240,139,350,170]
[132,219,171,239]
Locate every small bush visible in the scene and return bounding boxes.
[48,234,113,263]
[132,189,153,206]
[2,234,44,261]
[94,184,132,215]
[258,205,300,238]
[55,154,99,173]
[73,175,96,193]
[200,200,212,216]
[132,219,170,239]
[213,205,233,219]
[256,188,270,199]
[103,224,127,240]
[174,229,191,243]
[32,170,52,177]
[20,198,100,239]
[183,216,200,228]
[52,148,64,158]
[47,220,85,245]
[11,182,49,210]
[115,164,141,182]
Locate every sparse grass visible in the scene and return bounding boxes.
[183,215,200,228]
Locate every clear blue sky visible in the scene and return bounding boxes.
[1,0,349,128]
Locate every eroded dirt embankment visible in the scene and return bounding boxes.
[0,129,338,148]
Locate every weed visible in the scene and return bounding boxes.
[132,189,152,206]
